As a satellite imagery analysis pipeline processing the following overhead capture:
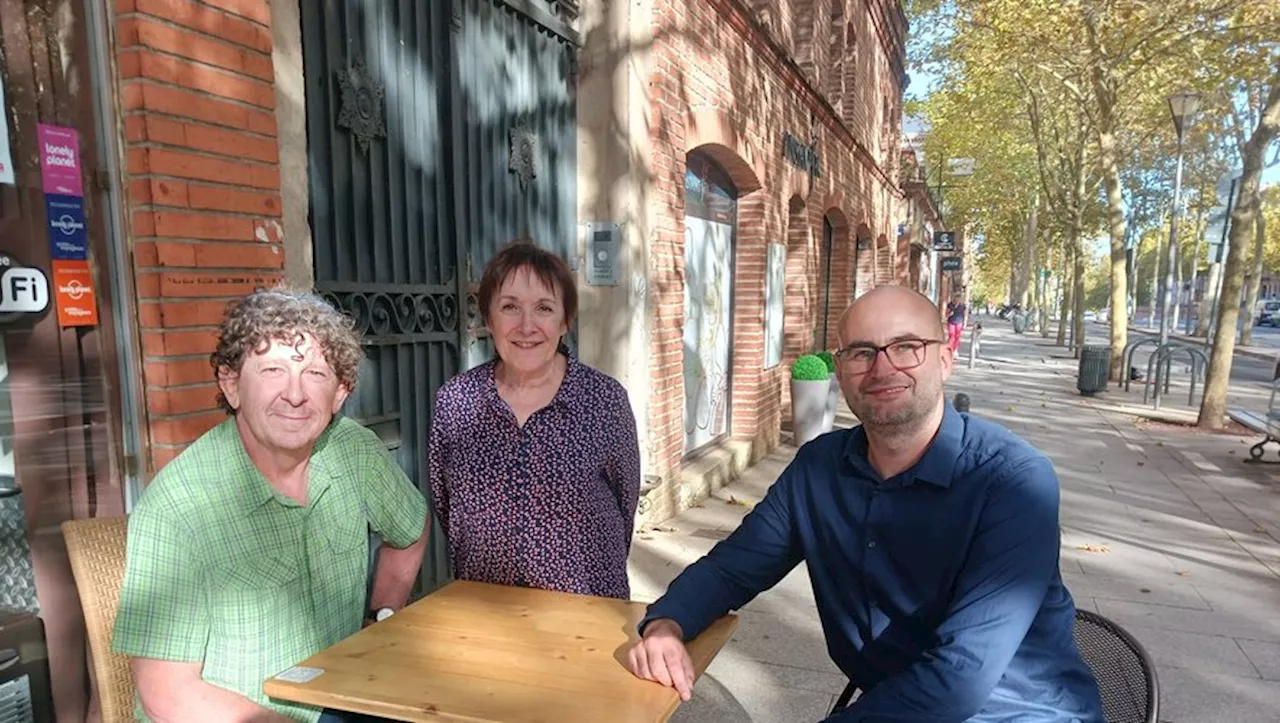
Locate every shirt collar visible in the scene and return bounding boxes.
[484,349,580,412]
[227,416,338,510]
[843,403,964,488]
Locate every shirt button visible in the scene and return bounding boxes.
[867,541,877,549]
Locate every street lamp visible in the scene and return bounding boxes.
[1159,90,1200,349]
[1156,90,1199,408]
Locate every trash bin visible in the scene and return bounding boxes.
[1077,345,1110,396]
[1012,312,1028,334]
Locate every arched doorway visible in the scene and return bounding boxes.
[854,223,874,298]
[783,196,812,362]
[815,216,835,349]
[875,234,893,285]
[683,152,737,454]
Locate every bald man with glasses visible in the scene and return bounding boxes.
[625,286,1104,722]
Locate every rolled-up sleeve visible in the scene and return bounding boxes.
[362,432,428,549]
[829,455,1061,722]
[112,494,209,662]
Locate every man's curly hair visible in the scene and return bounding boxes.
[211,288,364,414]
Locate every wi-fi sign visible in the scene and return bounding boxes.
[0,254,50,315]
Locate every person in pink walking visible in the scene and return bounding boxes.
[945,292,967,353]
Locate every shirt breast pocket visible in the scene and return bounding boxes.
[211,552,302,639]
[324,510,371,594]
[218,552,300,590]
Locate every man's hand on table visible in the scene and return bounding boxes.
[625,618,696,701]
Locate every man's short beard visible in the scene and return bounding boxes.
[853,389,936,439]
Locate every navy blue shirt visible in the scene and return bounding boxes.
[644,406,1104,722]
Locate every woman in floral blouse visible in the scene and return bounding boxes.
[428,239,642,599]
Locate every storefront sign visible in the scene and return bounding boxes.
[45,195,88,260]
[51,260,98,327]
[782,132,822,177]
[934,231,956,251]
[37,124,83,197]
[0,253,50,317]
[941,257,963,272]
[0,77,13,185]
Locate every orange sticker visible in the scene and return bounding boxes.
[51,260,98,327]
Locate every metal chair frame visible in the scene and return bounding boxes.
[828,609,1159,723]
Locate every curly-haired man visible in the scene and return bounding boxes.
[113,288,428,723]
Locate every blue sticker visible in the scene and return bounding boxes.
[45,194,87,260]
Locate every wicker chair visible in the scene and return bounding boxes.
[62,517,134,722]
[828,609,1159,722]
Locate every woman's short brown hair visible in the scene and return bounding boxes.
[477,239,578,326]
[210,288,364,413]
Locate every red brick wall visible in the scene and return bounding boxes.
[113,0,284,472]
[646,0,905,513]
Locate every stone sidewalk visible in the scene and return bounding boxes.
[626,321,1280,723]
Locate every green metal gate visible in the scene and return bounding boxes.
[301,0,579,593]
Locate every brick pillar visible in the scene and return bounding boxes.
[114,0,286,472]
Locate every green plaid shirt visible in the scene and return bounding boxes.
[112,416,428,722]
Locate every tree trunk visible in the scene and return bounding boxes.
[1089,52,1129,379]
[1197,259,1222,336]
[1187,203,1206,335]
[1240,189,1267,346]
[1040,231,1053,337]
[1199,81,1280,429]
[1057,248,1072,346]
[1149,228,1162,329]
[1073,233,1086,357]
[1173,235,1184,332]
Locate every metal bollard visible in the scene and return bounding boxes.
[954,392,971,413]
[968,323,982,369]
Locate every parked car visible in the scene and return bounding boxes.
[1257,300,1280,326]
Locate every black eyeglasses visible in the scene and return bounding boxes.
[834,339,944,375]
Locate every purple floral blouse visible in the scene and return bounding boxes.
[427,354,641,599]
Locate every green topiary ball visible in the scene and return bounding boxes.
[815,351,836,374]
[791,354,830,381]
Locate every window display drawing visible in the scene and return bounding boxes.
[764,243,785,369]
[682,155,736,454]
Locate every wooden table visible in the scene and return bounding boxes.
[263,580,738,722]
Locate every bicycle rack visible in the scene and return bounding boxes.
[1142,342,1208,409]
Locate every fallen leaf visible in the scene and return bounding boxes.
[1077,544,1112,554]
[1157,441,1164,447]
[726,496,748,506]
[1041,402,1048,408]
[1007,405,1016,412]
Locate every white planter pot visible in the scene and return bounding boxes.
[823,373,840,432]
[791,378,830,447]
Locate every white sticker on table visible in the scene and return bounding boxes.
[274,666,325,684]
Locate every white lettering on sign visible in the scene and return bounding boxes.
[59,279,90,301]
[0,267,50,313]
[50,214,84,235]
